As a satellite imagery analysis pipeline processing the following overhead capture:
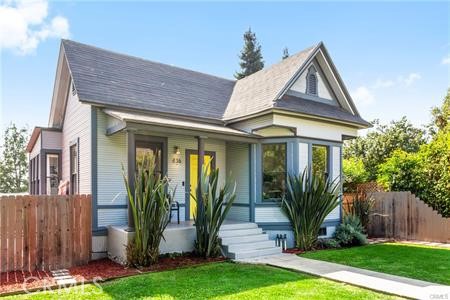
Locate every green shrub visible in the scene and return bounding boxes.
[343,158,369,192]
[123,156,174,267]
[282,169,340,251]
[377,149,425,196]
[333,215,367,247]
[194,165,236,258]
[419,129,450,217]
[317,238,341,249]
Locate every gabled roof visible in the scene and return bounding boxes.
[62,40,235,121]
[56,40,369,128]
[223,45,317,120]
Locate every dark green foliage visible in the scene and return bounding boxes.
[317,238,341,249]
[333,215,367,247]
[345,194,374,232]
[344,117,425,181]
[123,156,174,267]
[428,88,450,136]
[281,169,340,251]
[418,128,450,216]
[194,166,236,258]
[0,123,29,193]
[282,47,289,60]
[235,28,264,79]
[377,149,426,196]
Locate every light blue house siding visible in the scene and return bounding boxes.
[246,136,342,247]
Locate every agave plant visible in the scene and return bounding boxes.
[344,193,374,232]
[123,156,174,267]
[281,169,340,251]
[194,165,236,258]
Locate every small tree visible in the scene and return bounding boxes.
[282,169,340,251]
[0,123,29,193]
[235,28,264,79]
[282,47,289,60]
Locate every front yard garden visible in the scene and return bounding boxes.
[5,262,400,300]
[300,242,450,285]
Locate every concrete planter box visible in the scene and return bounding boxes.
[107,223,196,265]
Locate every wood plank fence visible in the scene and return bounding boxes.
[0,195,91,273]
[368,192,450,243]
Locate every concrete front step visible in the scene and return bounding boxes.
[221,222,258,231]
[228,246,282,260]
[219,227,263,238]
[220,233,269,245]
[225,240,276,253]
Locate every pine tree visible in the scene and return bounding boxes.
[235,28,264,79]
[282,47,289,60]
[0,123,29,193]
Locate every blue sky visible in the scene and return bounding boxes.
[1,1,449,135]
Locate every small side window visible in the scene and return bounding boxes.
[70,143,78,194]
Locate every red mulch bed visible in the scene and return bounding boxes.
[0,270,56,295]
[0,253,226,296]
[283,248,304,255]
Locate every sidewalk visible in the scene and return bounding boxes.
[237,254,450,300]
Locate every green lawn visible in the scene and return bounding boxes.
[300,242,450,285]
[5,262,400,300]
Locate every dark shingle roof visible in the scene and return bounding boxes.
[276,95,372,127]
[61,39,370,128]
[62,39,235,120]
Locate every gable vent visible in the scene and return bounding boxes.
[308,73,317,95]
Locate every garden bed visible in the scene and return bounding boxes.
[0,253,226,296]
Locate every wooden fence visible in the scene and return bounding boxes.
[0,195,92,273]
[368,192,450,243]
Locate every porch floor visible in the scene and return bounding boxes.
[165,219,250,231]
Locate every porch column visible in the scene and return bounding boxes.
[126,129,136,230]
[197,136,206,205]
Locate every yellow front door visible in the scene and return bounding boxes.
[189,153,213,220]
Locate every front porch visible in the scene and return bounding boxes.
[101,108,258,229]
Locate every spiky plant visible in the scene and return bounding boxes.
[123,156,174,267]
[282,169,340,251]
[194,165,236,258]
[345,193,374,232]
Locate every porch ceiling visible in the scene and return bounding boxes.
[103,109,260,142]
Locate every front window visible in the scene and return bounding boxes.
[136,141,163,177]
[262,143,286,201]
[46,154,59,195]
[312,145,329,178]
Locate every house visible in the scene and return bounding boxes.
[27,39,370,260]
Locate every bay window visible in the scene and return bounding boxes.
[262,143,286,201]
[312,144,329,178]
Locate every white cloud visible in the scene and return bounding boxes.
[442,55,450,65]
[372,79,395,89]
[0,0,70,55]
[399,73,421,86]
[351,86,375,107]
[372,72,421,90]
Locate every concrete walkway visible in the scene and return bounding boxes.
[237,254,450,299]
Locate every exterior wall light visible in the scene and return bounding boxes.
[172,146,181,164]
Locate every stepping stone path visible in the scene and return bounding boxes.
[50,269,77,286]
